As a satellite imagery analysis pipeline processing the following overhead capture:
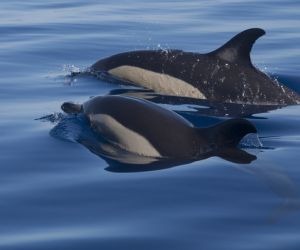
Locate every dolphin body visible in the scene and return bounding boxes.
[61,95,257,168]
[91,28,300,105]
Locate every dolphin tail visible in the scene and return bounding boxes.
[199,118,257,164]
[210,28,265,66]
[61,102,82,114]
[201,118,257,148]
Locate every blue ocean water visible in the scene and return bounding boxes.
[0,0,300,249]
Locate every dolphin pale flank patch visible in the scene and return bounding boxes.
[108,65,206,99]
[89,113,161,157]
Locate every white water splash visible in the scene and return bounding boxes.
[239,133,263,149]
[62,64,81,74]
[50,116,83,143]
[36,112,65,123]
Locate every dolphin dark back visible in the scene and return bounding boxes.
[82,96,198,158]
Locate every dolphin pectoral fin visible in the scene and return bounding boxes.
[216,148,257,164]
[61,102,82,114]
[211,28,265,66]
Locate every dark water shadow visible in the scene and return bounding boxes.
[233,160,300,224]
[95,146,256,173]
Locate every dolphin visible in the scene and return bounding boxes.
[90,28,300,105]
[61,95,257,168]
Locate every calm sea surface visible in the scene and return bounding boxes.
[0,1,300,249]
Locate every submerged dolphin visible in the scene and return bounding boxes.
[91,28,300,105]
[61,95,257,168]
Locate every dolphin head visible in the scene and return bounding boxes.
[61,102,82,114]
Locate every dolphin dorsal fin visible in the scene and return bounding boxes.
[211,28,265,66]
